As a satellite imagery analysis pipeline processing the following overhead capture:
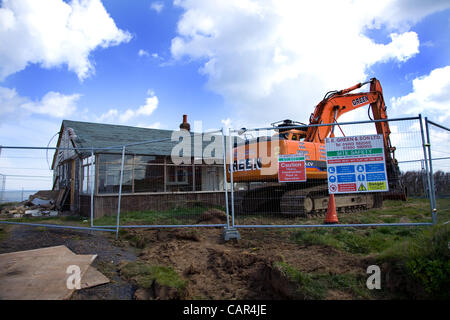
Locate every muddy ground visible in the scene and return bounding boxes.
[0,223,374,300]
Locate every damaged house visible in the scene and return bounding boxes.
[51,116,227,218]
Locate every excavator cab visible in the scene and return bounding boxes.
[272,119,307,141]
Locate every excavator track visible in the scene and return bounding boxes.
[232,182,382,218]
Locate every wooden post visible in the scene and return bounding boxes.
[70,159,75,211]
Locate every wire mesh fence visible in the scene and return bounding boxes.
[0,145,117,232]
[426,119,450,224]
[91,129,230,230]
[227,116,433,228]
[0,129,232,237]
[1,115,447,240]
[0,148,53,204]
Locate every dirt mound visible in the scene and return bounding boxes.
[129,228,365,300]
[196,209,228,224]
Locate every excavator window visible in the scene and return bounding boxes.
[292,134,297,140]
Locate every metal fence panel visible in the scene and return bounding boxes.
[92,130,230,233]
[1,117,440,238]
[0,146,116,233]
[426,119,450,224]
[228,116,434,228]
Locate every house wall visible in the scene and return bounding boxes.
[79,191,230,218]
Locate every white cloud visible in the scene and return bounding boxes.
[0,86,80,123]
[97,91,159,124]
[138,49,150,57]
[221,118,232,129]
[170,0,449,128]
[0,0,132,81]
[391,66,450,122]
[22,91,81,117]
[150,2,164,13]
[369,0,450,31]
[137,122,162,129]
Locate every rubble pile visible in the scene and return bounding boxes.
[0,190,60,219]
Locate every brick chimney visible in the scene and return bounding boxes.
[179,114,190,131]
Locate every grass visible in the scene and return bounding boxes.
[293,226,424,255]
[376,224,450,299]
[120,261,187,291]
[273,261,372,299]
[94,205,225,226]
[289,198,450,299]
[4,215,87,226]
[96,260,118,280]
[292,198,449,255]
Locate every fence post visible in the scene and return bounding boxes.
[221,128,230,229]
[418,114,435,223]
[90,148,95,228]
[222,128,240,241]
[116,146,125,240]
[424,117,438,224]
[0,174,5,203]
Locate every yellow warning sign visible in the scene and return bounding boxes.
[358,184,367,191]
[368,181,387,191]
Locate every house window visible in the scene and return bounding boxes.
[134,155,165,192]
[167,166,188,185]
[91,153,226,194]
[97,154,132,194]
[81,155,95,194]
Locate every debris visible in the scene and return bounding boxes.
[48,211,58,217]
[0,190,61,220]
[24,209,43,217]
[31,198,53,207]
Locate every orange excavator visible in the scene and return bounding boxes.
[228,78,407,215]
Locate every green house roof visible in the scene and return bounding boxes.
[61,120,225,158]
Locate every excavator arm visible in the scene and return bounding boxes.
[305,78,406,200]
[306,78,393,158]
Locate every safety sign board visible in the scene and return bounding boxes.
[325,134,389,194]
[278,154,306,182]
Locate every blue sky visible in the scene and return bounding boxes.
[0,0,450,190]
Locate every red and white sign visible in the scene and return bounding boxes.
[278,154,306,182]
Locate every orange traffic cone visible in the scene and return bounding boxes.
[324,194,339,224]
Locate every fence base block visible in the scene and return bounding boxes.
[222,227,241,241]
